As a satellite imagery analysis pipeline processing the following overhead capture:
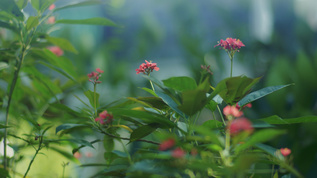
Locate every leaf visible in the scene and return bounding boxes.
[108,108,175,128]
[235,129,286,153]
[202,120,223,129]
[178,77,210,116]
[135,96,168,110]
[0,124,10,129]
[192,125,223,146]
[260,115,317,124]
[46,36,78,53]
[130,123,158,142]
[56,17,118,27]
[48,139,94,148]
[238,84,292,107]
[104,135,114,152]
[84,90,100,108]
[15,0,28,9]
[0,0,24,20]
[31,0,56,12]
[26,16,39,31]
[0,21,18,33]
[140,87,157,97]
[218,76,261,105]
[49,146,79,163]
[0,62,9,71]
[162,76,197,92]
[56,124,87,134]
[155,91,187,118]
[53,0,103,12]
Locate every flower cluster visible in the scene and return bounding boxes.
[95,110,113,125]
[136,60,159,75]
[214,37,245,51]
[159,138,175,151]
[88,68,104,84]
[223,105,243,118]
[228,118,254,136]
[201,65,213,75]
[280,148,291,157]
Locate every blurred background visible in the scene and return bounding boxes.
[9,0,317,177]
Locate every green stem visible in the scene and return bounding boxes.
[23,136,43,178]
[94,83,97,117]
[230,58,233,78]
[119,140,133,165]
[149,80,155,91]
[216,105,226,126]
[224,127,232,166]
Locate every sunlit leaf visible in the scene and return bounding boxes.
[26,16,39,31]
[46,36,78,53]
[0,62,9,71]
[202,120,223,129]
[56,17,118,27]
[238,84,292,107]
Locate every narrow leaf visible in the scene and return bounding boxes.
[46,36,78,53]
[238,84,292,107]
[56,17,118,27]
[54,0,103,12]
[56,124,86,134]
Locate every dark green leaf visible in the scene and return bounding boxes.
[80,163,108,167]
[260,115,317,124]
[104,135,114,152]
[26,16,39,31]
[0,0,24,20]
[155,91,187,118]
[0,124,10,129]
[0,168,9,177]
[84,90,100,108]
[235,129,286,153]
[54,0,103,12]
[0,21,18,33]
[15,0,28,9]
[56,17,118,27]
[162,76,197,92]
[56,124,86,134]
[46,36,78,53]
[238,84,292,107]
[130,123,158,142]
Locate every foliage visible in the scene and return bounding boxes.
[0,0,314,177]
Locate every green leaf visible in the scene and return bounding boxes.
[0,124,10,129]
[235,129,286,153]
[217,76,261,105]
[192,125,223,146]
[238,84,292,107]
[0,0,24,20]
[178,77,210,116]
[26,16,39,31]
[46,36,78,53]
[0,62,9,71]
[15,0,28,9]
[0,168,9,177]
[49,146,79,163]
[260,115,317,124]
[103,135,114,152]
[31,0,56,12]
[56,124,87,134]
[38,61,76,82]
[53,0,103,12]
[202,120,223,129]
[155,91,186,118]
[0,21,18,33]
[162,76,197,92]
[130,123,158,142]
[135,97,168,110]
[84,90,100,108]
[108,108,175,128]
[56,17,118,27]
[140,87,157,97]
[47,139,94,148]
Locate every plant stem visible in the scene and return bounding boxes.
[23,136,43,178]
[3,47,25,169]
[224,127,232,166]
[93,83,97,117]
[230,58,233,78]
[119,140,133,165]
[216,105,226,126]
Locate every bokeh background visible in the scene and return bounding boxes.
[5,0,317,177]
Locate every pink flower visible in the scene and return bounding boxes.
[85,152,93,158]
[236,103,252,110]
[88,68,104,84]
[172,147,186,158]
[73,152,82,159]
[228,118,253,136]
[47,46,63,56]
[223,105,243,118]
[280,148,291,157]
[47,16,55,24]
[49,4,55,10]
[136,60,159,75]
[214,37,245,51]
[159,138,175,151]
[95,110,113,125]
